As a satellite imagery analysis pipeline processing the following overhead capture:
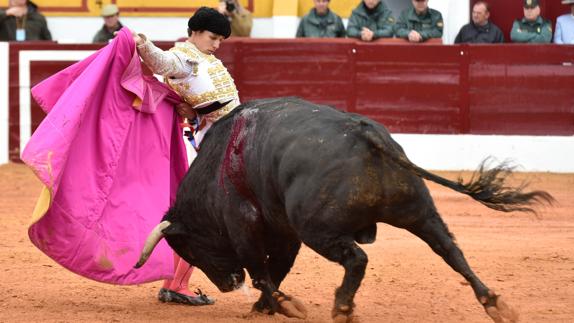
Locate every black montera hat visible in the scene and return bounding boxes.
[523,0,540,8]
[188,7,231,38]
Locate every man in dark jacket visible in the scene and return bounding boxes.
[0,0,51,41]
[296,0,345,38]
[347,0,395,41]
[395,0,443,43]
[92,4,123,43]
[455,1,504,43]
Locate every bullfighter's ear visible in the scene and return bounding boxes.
[161,222,188,236]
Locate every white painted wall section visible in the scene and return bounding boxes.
[0,42,9,165]
[271,16,301,38]
[50,17,190,43]
[392,134,574,173]
[433,0,470,44]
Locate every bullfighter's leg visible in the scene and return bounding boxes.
[407,212,518,323]
[158,254,214,305]
[301,234,368,322]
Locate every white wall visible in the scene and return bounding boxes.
[49,17,189,43]
[432,0,470,44]
[0,42,8,165]
[392,134,574,173]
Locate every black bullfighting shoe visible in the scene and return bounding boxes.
[157,288,215,306]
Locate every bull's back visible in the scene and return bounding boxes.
[193,97,431,226]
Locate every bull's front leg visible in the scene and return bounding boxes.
[249,268,307,319]
[225,203,306,318]
[250,237,306,319]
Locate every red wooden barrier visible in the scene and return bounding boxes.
[6,39,574,161]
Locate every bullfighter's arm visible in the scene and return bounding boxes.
[136,34,196,78]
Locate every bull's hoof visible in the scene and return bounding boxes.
[332,304,356,323]
[483,292,519,323]
[273,292,308,319]
[251,301,274,315]
[333,313,359,323]
[244,309,272,319]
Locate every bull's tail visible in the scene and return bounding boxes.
[361,122,555,214]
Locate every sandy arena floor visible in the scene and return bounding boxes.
[0,163,572,323]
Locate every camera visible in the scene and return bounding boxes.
[225,0,236,12]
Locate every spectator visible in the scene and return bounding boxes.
[510,0,552,43]
[0,0,51,41]
[296,0,345,38]
[92,4,123,43]
[347,0,395,42]
[395,0,443,43]
[554,0,574,44]
[455,1,504,43]
[217,0,252,37]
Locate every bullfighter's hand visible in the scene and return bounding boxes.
[176,102,198,120]
[114,28,145,45]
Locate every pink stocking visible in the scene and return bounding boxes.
[162,253,194,296]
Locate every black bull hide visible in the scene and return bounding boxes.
[138,97,553,322]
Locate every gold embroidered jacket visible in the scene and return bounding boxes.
[137,38,240,122]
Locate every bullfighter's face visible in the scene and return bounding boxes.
[163,223,246,292]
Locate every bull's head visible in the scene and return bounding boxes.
[135,220,245,292]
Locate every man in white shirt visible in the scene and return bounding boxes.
[554,0,574,44]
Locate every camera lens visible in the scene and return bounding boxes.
[226,1,236,12]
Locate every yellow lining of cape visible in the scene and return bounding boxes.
[30,185,52,225]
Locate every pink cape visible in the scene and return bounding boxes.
[21,28,188,285]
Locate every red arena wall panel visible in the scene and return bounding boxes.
[4,40,574,162]
[467,44,574,135]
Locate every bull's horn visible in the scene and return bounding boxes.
[134,221,171,268]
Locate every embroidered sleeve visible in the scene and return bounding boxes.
[136,35,196,78]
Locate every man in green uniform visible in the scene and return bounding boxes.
[347,0,394,42]
[395,0,443,42]
[296,0,345,38]
[510,0,552,43]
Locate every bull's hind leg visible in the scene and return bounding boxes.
[302,234,367,323]
[407,212,518,323]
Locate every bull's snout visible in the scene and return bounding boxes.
[217,271,245,292]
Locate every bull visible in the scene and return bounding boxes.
[136,97,553,322]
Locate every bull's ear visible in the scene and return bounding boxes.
[161,222,188,236]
